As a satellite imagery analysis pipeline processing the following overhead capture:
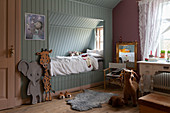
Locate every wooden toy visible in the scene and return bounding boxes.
[37,49,54,101]
[18,60,42,104]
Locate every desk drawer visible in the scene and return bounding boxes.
[154,65,170,72]
[140,64,152,75]
[140,64,152,71]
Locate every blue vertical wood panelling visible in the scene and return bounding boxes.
[48,12,102,57]
[21,0,114,98]
[22,0,112,66]
[49,26,94,56]
[71,0,121,9]
[51,71,103,91]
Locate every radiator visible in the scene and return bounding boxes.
[153,72,170,93]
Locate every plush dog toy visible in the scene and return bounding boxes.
[109,96,124,107]
[59,92,65,99]
[122,69,139,107]
[65,91,72,98]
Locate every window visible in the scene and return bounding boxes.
[159,2,170,56]
[96,27,103,50]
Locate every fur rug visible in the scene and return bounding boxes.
[66,90,117,111]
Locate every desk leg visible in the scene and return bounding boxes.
[104,72,106,89]
[140,74,144,96]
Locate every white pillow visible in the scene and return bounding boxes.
[87,49,97,53]
[88,53,103,58]
[96,50,103,56]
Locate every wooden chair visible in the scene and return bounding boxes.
[104,63,126,89]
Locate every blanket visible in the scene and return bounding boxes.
[50,56,98,76]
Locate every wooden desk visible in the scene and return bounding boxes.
[138,93,170,113]
[137,61,170,95]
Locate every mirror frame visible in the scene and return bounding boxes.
[116,41,137,70]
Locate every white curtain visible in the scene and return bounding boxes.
[138,0,169,60]
[138,0,170,92]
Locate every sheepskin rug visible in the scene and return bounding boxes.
[66,89,117,111]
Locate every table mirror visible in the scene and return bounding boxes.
[116,41,137,70]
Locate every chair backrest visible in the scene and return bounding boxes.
[109,63,126,69]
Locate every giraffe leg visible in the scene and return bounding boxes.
[49,81,52,101]
[49,92,52,101]
[45,92,48,101]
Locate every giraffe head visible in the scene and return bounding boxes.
[36,49,52,69]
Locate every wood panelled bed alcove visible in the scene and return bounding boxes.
[21,0,113,100]
[48,12,105,95]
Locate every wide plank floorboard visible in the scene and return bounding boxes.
[0,85,139,113]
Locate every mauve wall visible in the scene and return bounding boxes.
[112,0,141,62]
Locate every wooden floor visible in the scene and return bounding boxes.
[0,85,139,113]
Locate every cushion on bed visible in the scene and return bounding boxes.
[88,53,103,58]
[86,49,97,53]
[87,49,103,56]
[69,51,82,56]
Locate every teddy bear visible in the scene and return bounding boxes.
[109,96,124,107]
[122,69,139,107]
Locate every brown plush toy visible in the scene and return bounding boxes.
[65,91,72,98]
[59,92,65,99]
[122,69,139,107]
[109,96,124,107]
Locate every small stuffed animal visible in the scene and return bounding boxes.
[109,96,124,107]
[69,51,82,56]
[69,51,76,56]
[65,91,72,98]
[82,54,91,68]
[122,69,139,107]
[59,92,65,99]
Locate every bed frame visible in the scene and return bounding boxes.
[50,70,103,95]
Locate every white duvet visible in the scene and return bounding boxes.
[50,56,98,76]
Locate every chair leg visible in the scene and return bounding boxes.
[104,72,106,89]
[104,78,106,89]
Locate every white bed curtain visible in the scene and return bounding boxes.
[138,0,169,61]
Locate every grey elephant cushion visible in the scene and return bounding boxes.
[18,60,43,104]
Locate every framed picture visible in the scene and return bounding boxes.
[25,13,45,40]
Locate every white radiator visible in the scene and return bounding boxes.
[153,72,170,91]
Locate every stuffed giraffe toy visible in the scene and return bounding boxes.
[37,49,54,101]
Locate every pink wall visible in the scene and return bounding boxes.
[112,0,141,62]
